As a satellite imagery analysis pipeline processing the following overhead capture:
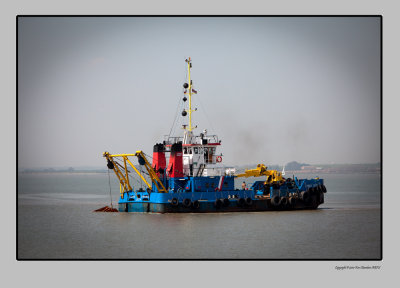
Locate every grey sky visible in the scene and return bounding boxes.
[18,17,380,168]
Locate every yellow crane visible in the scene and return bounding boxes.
[103,151,168,198]
[235,164,284,184]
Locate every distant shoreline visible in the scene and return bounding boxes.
[18,162,381,175]
[18,170,381,175]
[18,171,108,175]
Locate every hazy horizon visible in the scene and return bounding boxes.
[18,17,381,169]
[19,161,381,171]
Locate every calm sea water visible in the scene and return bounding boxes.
[17,172,381,259]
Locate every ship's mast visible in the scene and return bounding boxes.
[184,57,196,133]
[187,58,193,132]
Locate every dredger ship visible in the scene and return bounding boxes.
[103,58,327,213]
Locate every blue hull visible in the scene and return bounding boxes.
[117,178,326,213]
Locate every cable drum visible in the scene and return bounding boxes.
[107,159,114,169]
[138,156,145,166]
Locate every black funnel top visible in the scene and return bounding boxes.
[171,142,182,152]
[153,143,165,152]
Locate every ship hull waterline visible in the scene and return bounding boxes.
[118,191,324,213]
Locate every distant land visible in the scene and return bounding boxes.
[236,161,381,174]
[19,161,381,174]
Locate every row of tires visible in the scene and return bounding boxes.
[171,197,201,208]
[300,187,325,205]
[169,184,327,209]
[170,197,254,209]
[270,195,297,206]
[270,185,326,207]
[269,194,323,207]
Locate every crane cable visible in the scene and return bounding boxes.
[107,168,113,209]
[94,167,118,212]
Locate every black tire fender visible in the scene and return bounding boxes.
[245,197,253,206]
[271,195,281,206]
[171,198,179,206]
[192,200,200,209]
[223,198,230,207]
[301,191,310,203]
[214,199,222,209]
[319,192,324,204]
[182,198,192,208]
[237,198,245,207]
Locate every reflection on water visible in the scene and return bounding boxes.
[18,172,381,259]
